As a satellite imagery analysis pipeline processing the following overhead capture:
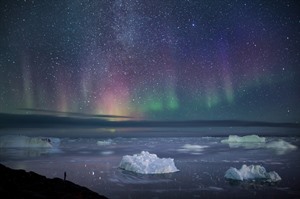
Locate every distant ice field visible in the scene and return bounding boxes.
[1,135,299,199]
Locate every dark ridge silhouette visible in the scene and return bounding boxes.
[0,164,108,199]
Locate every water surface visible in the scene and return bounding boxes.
[1,136,299,199]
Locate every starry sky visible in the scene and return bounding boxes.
[0,0,299,123]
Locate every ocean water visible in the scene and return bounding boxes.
[1,135,300,199]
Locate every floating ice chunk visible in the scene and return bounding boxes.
[178,144,208,153]
[224,164,281,182]
[267,171,282,182]
[221,135,266,148]
[97,139,113,146]
[221,135,266,144]
[0,135,53,148]
[266,139,297,155]
[266,139,297,150]
[101,151,114,155]
[47,137,61,147]
[222,135,297,154]
[225,167,243,181]
[119,151,179,174]
[226,142,265,149]
[208,186,224,191]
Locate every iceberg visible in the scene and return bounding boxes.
[221,135,266,144]
[221,135,266,148]
[0,135,53,148]
[221,135,297,154]
[119,151,179,174]
[97,139,113,146]
[177,144,208,154]
[266,139,297,155]
[224,164,281,182]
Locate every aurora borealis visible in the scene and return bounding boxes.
[0,0,299,122]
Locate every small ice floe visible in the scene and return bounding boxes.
[221,135,266,149]
[97,139,113,146]
[207,186,224,191]
[224,164,281,182]
[221,135,297,155]
[0,135,53,148]
[101,151,114,155]
[44,137,61,147]
[177,144,208,154]
[221,135,266,143]
[266,139,297,155]
[119,151,179,174]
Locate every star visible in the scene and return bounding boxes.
[0,0,298,122]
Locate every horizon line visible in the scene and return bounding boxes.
[0,112,299,129]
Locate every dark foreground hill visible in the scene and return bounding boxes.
[0,164,108,199]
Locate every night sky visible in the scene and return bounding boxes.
[0,0,299,123]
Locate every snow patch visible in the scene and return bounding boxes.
[225,164,281,182]
[0,135,55,148]
[119,151,179,174]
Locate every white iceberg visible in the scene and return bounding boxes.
[177,144,208,154]
[119,151,179,174]
[224,164,281,182]
[0,135,53,148]
[47,137,61,147]
[97,139,113,146]
[221,135,297,154]
[221,135,266,144]
[221,135,266,149]
[266,139,297,155]
[101,151,114,155]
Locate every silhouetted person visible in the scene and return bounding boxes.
[64,171,66,181]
